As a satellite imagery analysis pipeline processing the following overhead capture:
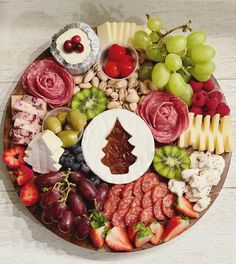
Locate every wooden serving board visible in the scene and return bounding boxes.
[2,48,232,252]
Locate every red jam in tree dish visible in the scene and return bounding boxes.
[101,119,137,174]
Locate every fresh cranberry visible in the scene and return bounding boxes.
[75,43,84,53]
[104,60,120,78]
[71,35,81,45]
[118,60,135,78]
[108,44,126,61]
[63,40,73,52]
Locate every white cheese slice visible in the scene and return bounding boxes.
[82,109,155,184]
[117,22,125,42]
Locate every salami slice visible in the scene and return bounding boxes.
[162,193,177,218]
[152,182,169,202]
[141,172,159,193]
[130,194,142,208]
[125,206,142,227]
[118,196,133,215]
[104,197,120,214]
[109,184,124,199]
[112,212,126,228]
[139,207,154,225]
[102,210,113,220]
[153,198,167,221]
[121,182,134,198]
[142,190,153,208]
[133,177,143,196]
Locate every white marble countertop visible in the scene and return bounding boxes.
[0,0,235,263]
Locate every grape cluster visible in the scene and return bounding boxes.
[37,171,109,240]
[59,142,90,173]
[135,16,216,106]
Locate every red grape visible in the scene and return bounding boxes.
[73,217,90,240]
[68,192,87,216]
[36,172,62,188]
[40,189,60,209]
[58,209,75,233]
[78,178,97,201]
[41,208,53,224]
[96,183,109,210]
[51,202,68,222]
[69,171,86,185]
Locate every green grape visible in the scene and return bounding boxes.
[191,44,215,63]
[152,63,170,88]
[187,31,207,50]
[189,67,211,82]
[147,17,163,32]
[166,35,187,54]
[150,31,160,43]
[165,54,182,71]
[177,67,192,83]
[139,62,154,81]
[179,84,193,106]
[177,48,187,58]
[146,44,165,62]
[168,73,186,96]
[194,61,216,75]
[134,30,151,50]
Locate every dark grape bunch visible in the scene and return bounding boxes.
[37,171,110,240]
[59,142,90,173]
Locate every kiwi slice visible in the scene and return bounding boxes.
[71,87,107,120]
[153,145,190,179]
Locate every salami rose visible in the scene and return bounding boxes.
[22,59,74,108]
[138,91,189,143]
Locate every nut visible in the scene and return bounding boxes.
[126,91,140,103]
[107,80,117,88]
[128,77,139,89]
[129,102,138,112]
[114,80,128,89]
[127,88,137,94]
[139,81,150,95]
[148,80,158,91]
[74,75,84,85]
[99,81,107,91]
[110,92,119,100]
[73,86,81,95]
[79,82,92,89]
[107,101,122,109]
[91,76,99,87]
[97,71,108,81]
[119,88,127,101]
[105,88,113,96]
[84,69,95,83]
[128,71,138,80]
[93,63,99,72]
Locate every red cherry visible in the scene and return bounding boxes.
[124,54,134,63]
[63,40,73,52]
[71,35,81,45]
[118,60,135,77]
[108,44,126,61]
[75,43,84,53]
[104,61,120,78]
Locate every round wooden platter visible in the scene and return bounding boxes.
[2,47,232,252]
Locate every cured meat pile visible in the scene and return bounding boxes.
[138,91,189,144]
[102,172,177,228]
[22,59,74,108]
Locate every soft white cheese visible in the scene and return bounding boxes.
[193,196,211,212]
[199,169,221,186]
[168,179,187,197]
[181,168,200,182]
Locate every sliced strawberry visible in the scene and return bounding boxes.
[176,197,200,218]
[105,226,133,252]
[20,182,39,207]
[90,226,106,249]
[128,221,145,242]
[134,226,152,248]
[2,146,25,169]
[16,165,34,186]
[149,221,165,245]
[163,216,190,242]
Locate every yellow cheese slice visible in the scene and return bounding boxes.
[117,22,125,42]
[193,115,203,149]
[111,22,118,42]
[215,133,224,154]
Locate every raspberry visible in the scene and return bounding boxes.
[203,79,214,92]
[209,91,222,103]
[204,109,216,117]
[189,106,203,117]
[216,102,230,117]
[192,90,208,107]
[189,79,203,93]
[206,97,219,110]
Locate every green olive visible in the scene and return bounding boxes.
[44,116,62,134]
[57,130,78,148]
[66,109,87,132]
[57,111,68,126]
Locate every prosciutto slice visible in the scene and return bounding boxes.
[22,59,74,108]
[138,91,189,143]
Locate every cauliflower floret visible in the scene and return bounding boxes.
[199,169,221,186]
[189,151,205,169]
[168,179,187,197]
[181,168,200,182]
[189,174,209,191]
[193,196,211,212]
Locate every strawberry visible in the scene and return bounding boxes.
[134,226,152,248]
[149,221,165,245]
[16,165,34,186]
[20,182,39,207]
[128,221,145,242]
[2,146,25,169]
[105,226,133,252]
[163,216,190,242]
[90,226,106,249]
[176,197,200,218]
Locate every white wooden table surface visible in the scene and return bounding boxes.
[0,0,236,263]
